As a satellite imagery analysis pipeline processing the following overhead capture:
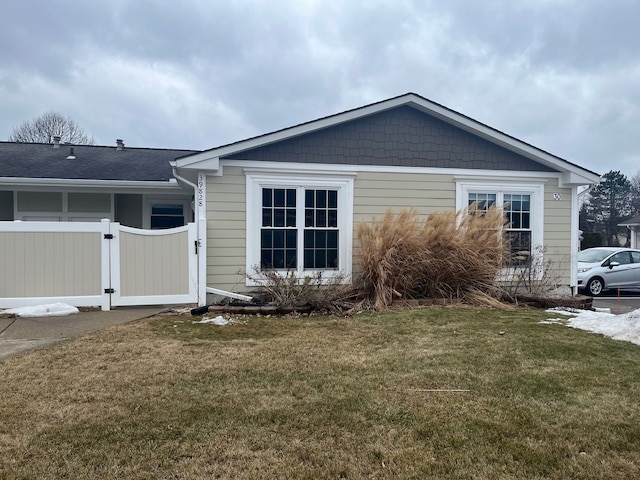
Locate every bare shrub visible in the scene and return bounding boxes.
[501,245,564,299]
[355,206,509,310]
[246,268,353,313]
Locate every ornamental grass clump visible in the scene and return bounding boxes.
[356,205,508,310]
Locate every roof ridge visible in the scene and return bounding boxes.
[0,140,199,153]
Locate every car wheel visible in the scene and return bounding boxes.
[586,277,604,296]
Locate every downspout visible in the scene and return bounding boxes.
[172,166,206,306]
[171,167,251,304]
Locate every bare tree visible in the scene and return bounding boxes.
[8,111,95,145]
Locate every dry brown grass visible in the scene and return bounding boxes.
[356,206,508,310]
[2,308,640,479]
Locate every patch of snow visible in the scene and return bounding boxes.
[193,316,229,326]
[543,307,640,346]
[1,302,79,318]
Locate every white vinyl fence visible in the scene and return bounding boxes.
[0,219,197,310]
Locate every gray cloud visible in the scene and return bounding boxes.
[1,0,639,177]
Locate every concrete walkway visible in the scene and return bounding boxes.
[0,306,169,361]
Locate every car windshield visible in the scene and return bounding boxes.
[578,249,617,263]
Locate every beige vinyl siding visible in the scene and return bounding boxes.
[354,172,456,221]
[542,178,573,284]
[0,231,101,297]
[205,168,457,292]
[353,172,456,275]
[205,166,247,291]
[204,167,575,291]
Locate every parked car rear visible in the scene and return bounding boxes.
[577,247,640,296]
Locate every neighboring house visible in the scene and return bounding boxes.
[171,92,600,298]
[0,139,198,228]
[619,216,640,248]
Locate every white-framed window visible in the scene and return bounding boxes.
[246,172,354,284]
[456,180,544,268]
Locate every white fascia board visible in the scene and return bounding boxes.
[0,177,188,193]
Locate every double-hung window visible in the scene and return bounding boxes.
[458,181,543,268]
[246,172,354,283]
[503,193,531,264]
[260,187,339,270]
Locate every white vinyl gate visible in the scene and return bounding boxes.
[0,220,198,310]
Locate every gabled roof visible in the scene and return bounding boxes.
[174,92,600,186]
[619,215,640,227]
[0,142,199,183]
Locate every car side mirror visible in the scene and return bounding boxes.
[609,261,620,269]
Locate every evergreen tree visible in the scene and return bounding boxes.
[630,170,640,218]
[580,170,632,246]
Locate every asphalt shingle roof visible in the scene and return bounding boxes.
[0,142,200,182]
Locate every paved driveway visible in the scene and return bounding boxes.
[592,295,640,314]
[0,306,168,361]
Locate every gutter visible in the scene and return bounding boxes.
[0,177,184,190]
[171,167,198,198]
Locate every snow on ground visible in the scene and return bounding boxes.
[1,303,79,318]
[193,315,229,326]
[545,308,640,346]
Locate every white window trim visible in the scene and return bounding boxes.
[245,172,354,286]
[456,180,545,279]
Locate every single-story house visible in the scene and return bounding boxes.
[0,139,198,228]
[171,92,600,298]
[0,93,601,307]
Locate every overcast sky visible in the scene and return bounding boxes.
[1,0,639,178]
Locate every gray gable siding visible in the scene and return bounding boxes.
[226,106,557,172]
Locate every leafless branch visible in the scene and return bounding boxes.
[8,111,95,145]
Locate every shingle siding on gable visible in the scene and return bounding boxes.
[225,106,557,172]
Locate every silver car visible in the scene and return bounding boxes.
[577,247,640,296]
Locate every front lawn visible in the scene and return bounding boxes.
[1,307,639,479]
